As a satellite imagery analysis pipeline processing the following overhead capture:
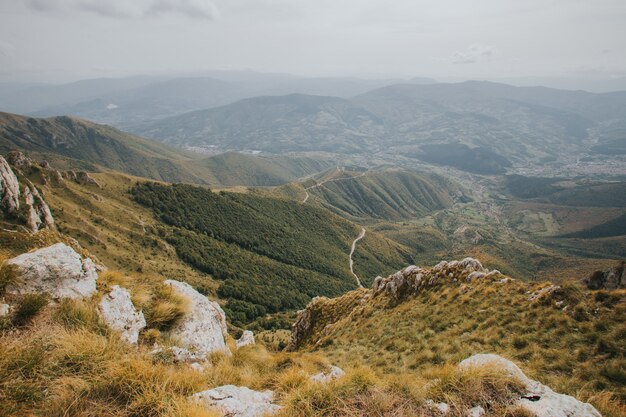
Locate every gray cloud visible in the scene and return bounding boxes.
[25,0,220,19]
[0,40,15,57]
[452,44,495,64]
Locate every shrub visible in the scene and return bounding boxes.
[12,294,48,326]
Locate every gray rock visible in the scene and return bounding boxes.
[459,354,601,417]
[0,303,10,317]
[7,243,98,299]
[164,279,230,356]
[582,262,626,290]
[236,330,255,349]
[98,285,146,345]
[191,385,281,417]
[467,406,485,417]
[528,285,561,303]
[0,156,20,213]
[310,365,346,383]
[23,185,55,232]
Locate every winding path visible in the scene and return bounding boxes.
[349,227,366,288]
[301,168,367,204]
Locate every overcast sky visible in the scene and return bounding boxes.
[1,0,625,83]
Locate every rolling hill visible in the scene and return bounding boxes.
[133,81,626,172]
[0,112,335,187]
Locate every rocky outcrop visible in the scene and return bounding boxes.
[372,258,503,301]
[310,365,345,383]
[191,385,281,417]
[23,185,55,232]
[0,156,20,213]
[528,284,562,303]
[6,243,98,299]
[287,290,369,351]
[98,285,146,345]
[582,262,626,290]
[459,354,601,417]
[5,150,32,170]
[236,330,255,349]
[164,279,230,356]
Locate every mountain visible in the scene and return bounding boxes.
[134,93,385,154]
[0,72,436,129]
[134,81,626,172]
[0,112,336,187]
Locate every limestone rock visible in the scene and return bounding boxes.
[6,243,98,299]
[528,285,562,303]
[310,365,345,383]
[23,185,55,232]
[191,385,281,417]
[459,354,601,417]
[236,330,255,349]
[582,262,626,290]
[0,156,20,213]
[5,151,32,170]
[0,303,10,317]
[76,171,100,187]
[98,285,146,344]
[467,406,485,417]
[425,400,450,414]
[164,279,230,356]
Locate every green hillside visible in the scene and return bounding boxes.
[305,169,459,220]
[131,182,413,325]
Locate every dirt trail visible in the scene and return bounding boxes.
[349,227,366,288]
[301,168,367,203]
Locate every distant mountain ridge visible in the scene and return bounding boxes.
[133,81,626,171]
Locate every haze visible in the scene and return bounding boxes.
[1,0,626,84]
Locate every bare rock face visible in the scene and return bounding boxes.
[582,262,626,290]
[98,285,146,345]
[310,365,345,383]
[372,258,502,301]
[0,156,20,213]
[5,151,32,170]
[0,303,10,317]
[164,279,230,356]
[191,385,281,417]
[23,185,55,232]
[236,330,255,349]
[6,243,98,299]
[76,171,101,187]
[459,354,601,417]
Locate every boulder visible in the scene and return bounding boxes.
[191,385,281,417]
[164,279,230,356]
[0,156,20,213]
[98,285,146,344]
[5,151,31,170]
[582,262,626,290]
[310,365,346,383]
[528,285,561,303]
[425,400,450,414]
[236,330,255,349]
[459,354,601,417]
[6,243,98,299]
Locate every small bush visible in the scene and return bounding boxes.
[0,263,20,295]
[13,294,48,325]
[144,284,189,331]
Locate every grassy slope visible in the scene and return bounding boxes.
[0,112,335,188]
[131,182,413,324]
[306,169,457,221]
[292,264,626,416]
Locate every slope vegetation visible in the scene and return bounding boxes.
[132,182,413,324]
[289,259,626,415]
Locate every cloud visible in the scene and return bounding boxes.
[451,44,495,64]
[0,41,15,57]
[24,0,220,20]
